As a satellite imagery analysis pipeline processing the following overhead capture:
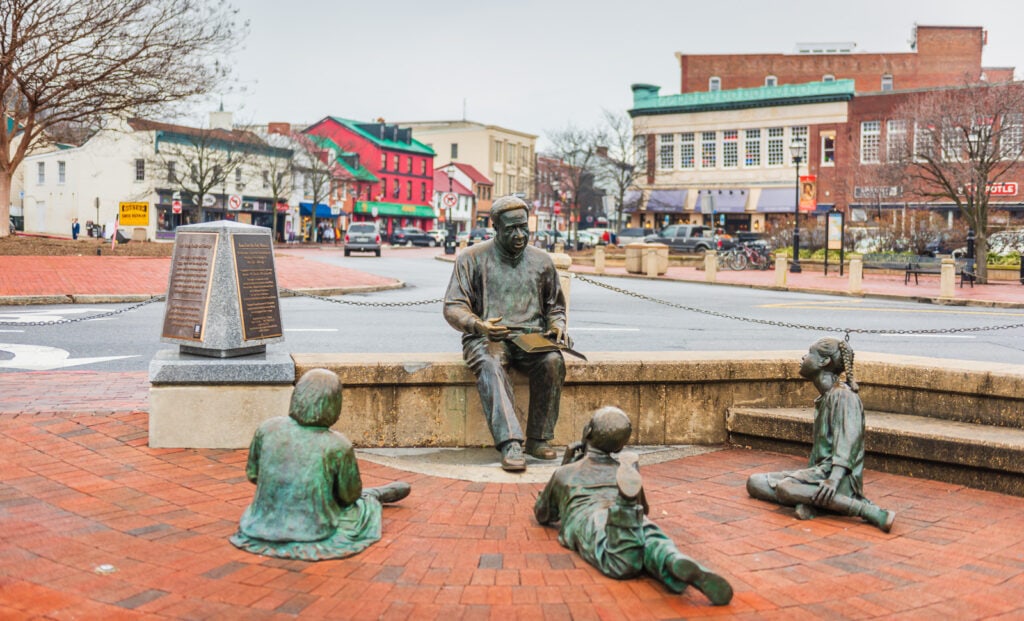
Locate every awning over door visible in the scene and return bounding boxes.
[646,189,688,213]
[756,188,797,213]
[698,189,747,213]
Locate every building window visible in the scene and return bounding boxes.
[765,75,777,87]
[167,162,177,183]
[723,130,738,168]
[633,135,647,169]
[881,74,894,91]
[406,180,412,200]
[57,161,66,184]
[823,74,835,82]
[657,133,675,169]
[767,128,785,166]
[37,162,45,184]
[709,76,721,92]
[262,169,270,189]
[392,178,400,198]
[420,182,427,202]
[405,157,411,173]
[860,121,881,163]
[914,123,935,162]
[506,144,515,167]
[680,132,695,169]
[821,132,836,165]
[381,153,387,169]
[392,154,399,170]
[420,159,427,175]
[744,129,761,166]
[791,126,808,153]
[235,167,243,189]
[494,140,502,163]
[941,122,964,162]
[700,131,717,168]
[380,178,387,198]
[887,120,907,162]
[450,143,458,159]
[135,159,145,181]
[1001,113,1023,159]
[520,146,529,169]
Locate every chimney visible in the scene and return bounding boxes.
[268,122,291,136]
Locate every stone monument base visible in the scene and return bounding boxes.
[148,349,294,448]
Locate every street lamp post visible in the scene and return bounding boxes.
[789,139,806,273]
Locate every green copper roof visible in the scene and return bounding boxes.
[306,135,379,182]
[328,116,435,156]
[629,80,856,116]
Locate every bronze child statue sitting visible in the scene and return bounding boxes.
[535,406,733,606]
[746,337,896,532]
[230,368,411,560]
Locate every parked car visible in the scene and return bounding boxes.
[456,230,469,244]
[534,229,565,250]
[344,222,382,257]
[616,227,655,245]
[644,225,735,253]
[390,227,437,247]
[468,227,494,245]
[428,228,449,244]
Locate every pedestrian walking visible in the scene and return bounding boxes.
[71,218,80,240]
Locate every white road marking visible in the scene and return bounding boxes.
[0,308,112,323]
[284,328,339,332]
[0,343,136,370]
[0,330,24,333]
[571,327,641,332]
[877,334,975,339]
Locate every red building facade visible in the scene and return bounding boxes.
[304,117,436,237]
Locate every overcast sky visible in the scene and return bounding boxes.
[212,0,1024,147]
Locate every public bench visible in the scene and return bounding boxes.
[904,256,976,287]
[861,253,912,273]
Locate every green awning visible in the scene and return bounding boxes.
[355,201,435,218]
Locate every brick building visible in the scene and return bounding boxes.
[304,117,436,238]
[678,26,1013,95]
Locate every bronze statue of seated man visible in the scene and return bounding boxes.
[230,368,410,561]
[534,406,733,606]
[746,337,895,532]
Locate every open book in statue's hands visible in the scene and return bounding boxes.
[511,332,587,361]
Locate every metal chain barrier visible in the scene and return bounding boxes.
[279,288,442,308]
[573,273,1024,340]
[0,295,166,326]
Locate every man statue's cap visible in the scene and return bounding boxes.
[491,195,529,221]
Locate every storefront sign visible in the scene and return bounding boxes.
[119,202,149,226]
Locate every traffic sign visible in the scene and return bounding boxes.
[171,199,182,214]
[442,193,457,208]
[228,194,242,211]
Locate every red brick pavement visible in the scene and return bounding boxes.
[0,254,397,297]
[1,373,1022,619]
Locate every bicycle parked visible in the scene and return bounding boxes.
[723,241,772,270]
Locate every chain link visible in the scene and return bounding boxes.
[0,295,166,326]
[280,288,442,308]
[573,273,1024,339]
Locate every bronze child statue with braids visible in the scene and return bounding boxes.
[746,338,896,532]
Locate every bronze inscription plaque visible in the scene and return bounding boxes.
[161,231,218,341]
[232,234,283,341]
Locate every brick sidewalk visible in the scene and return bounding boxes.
[1,373,1022,619]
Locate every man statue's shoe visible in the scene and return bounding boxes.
[669,557,734,606]
[794,503,816,521]
[366,481,411,503]
[616,451,642,501]
[862,505,896,533]
[525,439,558,460]
[501,441,526,472]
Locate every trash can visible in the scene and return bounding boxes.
[444,235,457,255]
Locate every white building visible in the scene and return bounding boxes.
[21,113,292,240]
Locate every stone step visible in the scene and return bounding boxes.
[727,407,1024,496]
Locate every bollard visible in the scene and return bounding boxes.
[704,250,717,283]
[848,257,863,294]
[554,241,565,254]
[940,258,956,298]
[551,252,573,328]
[96,246,102,256]
[645,249,658,278]
[459,239,467,250]
[594,245,605,275]
[775,256,787,287]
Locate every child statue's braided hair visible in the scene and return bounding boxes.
[813,337,859,393]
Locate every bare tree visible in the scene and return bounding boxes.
[0,0,245,235]
[293,133,340,243]
[257,132,297,240]
[887,81,1024,282]
[596,110,643,231]
[545,123,607,246]
[147,120,260,222]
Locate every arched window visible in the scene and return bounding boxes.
[709,76,721,92]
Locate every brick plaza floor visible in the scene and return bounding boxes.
[0,372,1022,619]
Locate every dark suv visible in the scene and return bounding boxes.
[390,227,437,247]
[344,222,381,257]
